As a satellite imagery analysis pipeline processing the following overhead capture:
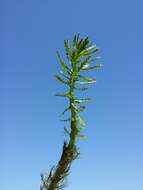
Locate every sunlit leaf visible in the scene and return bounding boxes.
[88,56,101,63]
[83,48,101,56]
[81,64,103,71]
[78,75,96,82]
[78,56,91,71]
[76,80,96,85]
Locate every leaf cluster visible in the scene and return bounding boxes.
[55,34,102,139]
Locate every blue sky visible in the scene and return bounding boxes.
[0,0,143,190]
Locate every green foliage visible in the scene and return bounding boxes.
[55,34,102,133]
[41,34,102,190]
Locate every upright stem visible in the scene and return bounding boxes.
[47,67,79,190]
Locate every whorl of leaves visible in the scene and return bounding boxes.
[40,34,102,190]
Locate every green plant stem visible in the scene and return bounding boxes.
[47,69,78,190]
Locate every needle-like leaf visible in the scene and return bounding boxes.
[81,64,103,71]
[64,39,72,61]
[57,52,71,75]
[60,107,70,116]
[76,80,96,85]
[55,75,69,85]
[55,92,71,99]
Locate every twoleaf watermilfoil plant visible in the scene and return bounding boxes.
[40,34,102,190]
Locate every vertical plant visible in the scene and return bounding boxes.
[40,34,102,190]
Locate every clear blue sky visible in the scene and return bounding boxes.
[0,0,143,190]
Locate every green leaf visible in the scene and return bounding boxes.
[76,80,96,85]
[60,107,70,116]
[60,118,71,122]
[54,75,69,85]
[71,103,86,112]
[78,37,89,53]
[88,56,101,63]
[74,98,91,103]
[60,71,70,80]
[78,56,91,71]
[78,75,96,82]
[77,106,86,112]
[73,35,77,47]
[77,114,86,127]
[73,35,78,53]
[57,52,71,75]
[77,134,86,140]
[86,45,96,51]
[82,63,89,69]
[77,39,83,50]
[81,64,103,71]
[55,92,71,99]
[64,127,70,136]
[73,34,79,48]
[74,87,88,91]
[83,48,101,56]
[71,103,78,111]
[64,39,72,60]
